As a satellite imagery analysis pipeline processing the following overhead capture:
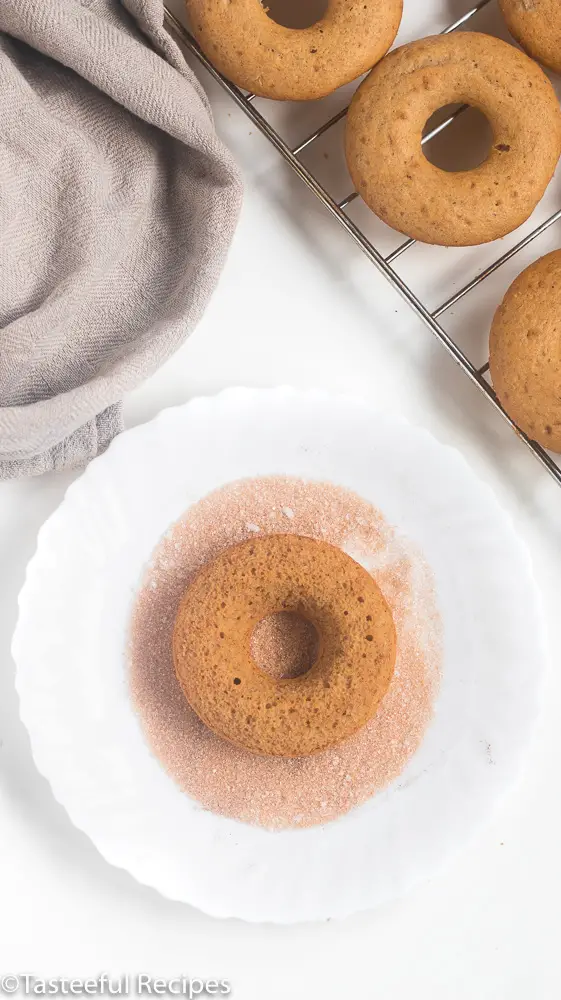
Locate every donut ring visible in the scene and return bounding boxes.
[173,534,396,757]
[489,250,561,452]
[345,33,561,247]
[499,0,561,76]
[184,0,403,101]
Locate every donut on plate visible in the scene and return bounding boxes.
[184,0,403,101]
[173,534,396,757]
[345,32,561,247]
[489,249,561,452]
[499,0,561,76]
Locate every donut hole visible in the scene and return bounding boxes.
[250,611,320,680]
[262,0,328,29]
[422,104,494,173]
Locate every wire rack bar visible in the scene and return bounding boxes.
[442,0,495,32]
[422,103,469,143]
[338,191,359,210]
[433,208,561,317]
[386,238,416,265]
[292,107,348,155]
[164,5,561,489]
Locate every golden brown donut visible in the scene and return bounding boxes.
[173,534,396,757]
[489,249,561,452]
[499,0,561,75]
[345,32,561,247]
[184,0,403,101]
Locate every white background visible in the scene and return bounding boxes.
[2,0,561,996]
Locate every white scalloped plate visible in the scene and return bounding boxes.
[13,388,545,923]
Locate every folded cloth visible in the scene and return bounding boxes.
[0,0,242,479]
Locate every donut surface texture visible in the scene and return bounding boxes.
[184,0,403,101]
[489,249,561,452]
[345,32,561,247]
[500,0,561,75]
[173,534,396,757]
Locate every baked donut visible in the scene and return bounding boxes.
[184,0,403,101]
[489,249,561,452]
[173,534,396,757]
[499,0,561,76]
[345,32,561,247]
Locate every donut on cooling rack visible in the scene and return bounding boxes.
[499,0,561,76]
[173,534,396,757]
[345,32,561,247]
[184,0,403,101]
[489,250,561,452]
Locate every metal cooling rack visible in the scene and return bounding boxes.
[164,1,561,488]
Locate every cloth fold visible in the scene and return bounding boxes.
[0,0,242,479]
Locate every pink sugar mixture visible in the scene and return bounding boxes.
[129,476,441,830]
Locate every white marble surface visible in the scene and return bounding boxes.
[1,0,561,996]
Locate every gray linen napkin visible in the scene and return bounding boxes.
[0,0,242,479]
